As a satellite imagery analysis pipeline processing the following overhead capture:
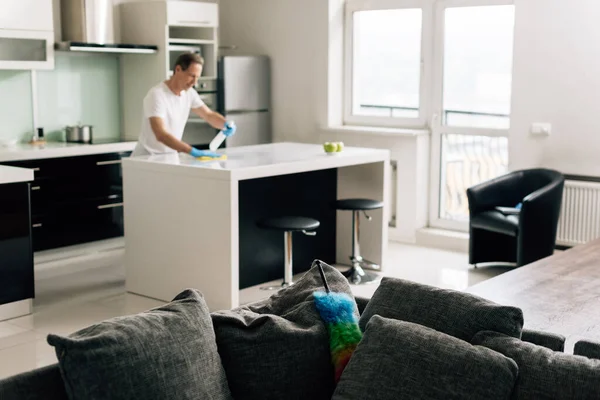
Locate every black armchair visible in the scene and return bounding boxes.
[466,168,565,267]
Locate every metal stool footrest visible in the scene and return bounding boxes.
[342,265,380,285]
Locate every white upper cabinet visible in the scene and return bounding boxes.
[0,0,54,31]
[166,1,218,27]
[0,0,54,69]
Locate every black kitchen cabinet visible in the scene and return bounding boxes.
[0,182,34,305]
[1,151,131,251]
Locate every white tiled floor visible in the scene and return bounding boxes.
[0,242,511,379]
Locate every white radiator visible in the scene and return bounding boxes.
[556,180,600,246]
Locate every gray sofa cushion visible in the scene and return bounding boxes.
[574,339,600,360]
[521,328,565,352]
[473,330,600,399]
[211,261,358,400]
[47,289,232,400]
[0,364,68,400]
[333,315,518,400]
[359,277,524,341]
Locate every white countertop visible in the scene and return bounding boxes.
[122,142,390,181]
[0,165,34,184]
[0,141,137,162]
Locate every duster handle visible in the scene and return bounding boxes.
[313,260,331,294]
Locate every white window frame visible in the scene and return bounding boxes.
[428,0,515,232]
[344,0,434,128]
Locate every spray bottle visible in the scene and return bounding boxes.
[209,130,227,152]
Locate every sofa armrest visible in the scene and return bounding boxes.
[518,176,565,256]
[0,363,68,400]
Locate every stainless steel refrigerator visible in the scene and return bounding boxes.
[218,55,271,148]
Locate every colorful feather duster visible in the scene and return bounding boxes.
[313,260,363,383]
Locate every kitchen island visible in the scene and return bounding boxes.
[122,142,390,310]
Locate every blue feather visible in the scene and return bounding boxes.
[313,291,358,324]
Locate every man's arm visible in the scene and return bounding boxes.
[191,105,227,130]
[149,117,192,153]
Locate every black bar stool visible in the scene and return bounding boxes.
[334,198,383,285]
[256,216,320,290]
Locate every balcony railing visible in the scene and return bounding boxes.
[359,104,509,126]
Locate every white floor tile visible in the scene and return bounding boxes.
[96,293,167,316]
[0,322,43,351]
[8,302,127,337]
[0,338,58,379]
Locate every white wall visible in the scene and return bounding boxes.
[510,0,600,176]
[218,0,329,143]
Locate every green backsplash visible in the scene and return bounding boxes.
[0,70,33,143]
[0,52,122,143]
[37,53,121,142]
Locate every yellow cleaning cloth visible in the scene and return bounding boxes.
[196,154,227,161]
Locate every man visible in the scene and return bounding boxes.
[131,52,236,157]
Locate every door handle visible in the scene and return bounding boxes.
[96,160,121,166]
[97,202,124,210]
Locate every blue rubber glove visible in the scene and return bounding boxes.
[189,147,220,158]
[223,121,237,137]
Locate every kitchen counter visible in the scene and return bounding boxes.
[122,142,391,310]
[0,165,34,184]
[124,142,390,181]
[0,141,137,162]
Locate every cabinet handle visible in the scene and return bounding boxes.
[31,186,41,191]
[32,223,43,228]
[98,202,124,210]
[96,160,121,166]
[32,167,40,171]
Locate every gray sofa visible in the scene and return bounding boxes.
[2,261,600,400]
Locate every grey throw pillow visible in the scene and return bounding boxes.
[359,277,524,341]
[47,289,232,400]
[574,339,600,360]
[211,261,358,400]
[333,316,518,400]
[473,330,600,399]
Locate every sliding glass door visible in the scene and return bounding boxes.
[429,0,515,230]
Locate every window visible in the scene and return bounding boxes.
[344,0,515,231]
[345,0,432,127]
[441,5,514,130]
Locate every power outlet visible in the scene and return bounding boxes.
[530,123,552,136]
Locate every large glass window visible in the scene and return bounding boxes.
[351,8,423,119]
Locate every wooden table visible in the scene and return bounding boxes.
[466,238,600,352]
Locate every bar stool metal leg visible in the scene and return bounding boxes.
[351,210,381,271]
[283,231,293,286]
[261,230,295,290]
[351,210,361,263]
[343,210,380,285]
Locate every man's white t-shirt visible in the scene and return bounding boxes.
[132,82,204,156]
